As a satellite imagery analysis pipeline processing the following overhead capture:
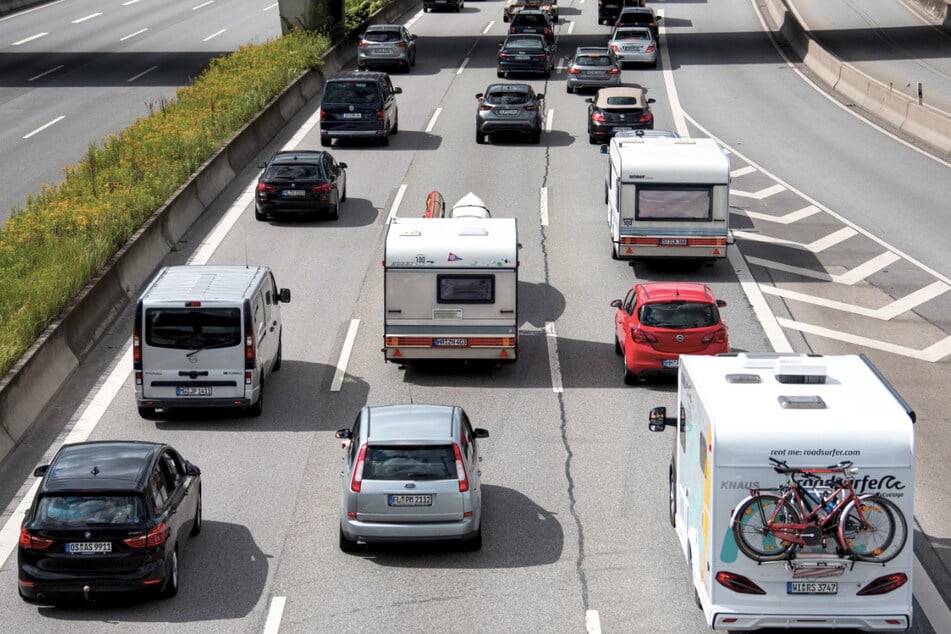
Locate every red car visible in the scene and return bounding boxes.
[611,282,729,384]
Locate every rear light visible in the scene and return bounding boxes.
[702,328,727,344]
[320,110,327,121]
[350,443,367,492]
[132,325,142,366]
[640,112,654,124]
[18,527,54,550]
[591,111,605,123]
[544,27,551,35]
[245,329,255,368]
[376,109,385,121]
[123,522,167,548]
[396,41,406,48]
[607,67,619,75]
[857,573,908,596]
[359,41,369,48]
[509,26,515,33]
[310,183,332,193]
[453,443,469,492]
[630,327,658,343]
[480,104,493,111]
[257,182,276,193]
[610,44,620,53]
[715,571,766,595]
[646,45,655,53]
[568,67,581,75]
[523,105,537,111]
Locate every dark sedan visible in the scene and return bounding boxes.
[586,86,655,144]
[497,34,555,78]
[255,150,347,221]
[18,441,202,605]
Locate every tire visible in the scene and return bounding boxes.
[622,350,638,385]
[160,549,179,598]
[614,333,622,355]
[668,465,677,527]
[138,406,156,420]
[497,70,504,78]
[731,493,800,562]
[476,131,485,144]
[190,486,202,536]
[462,525,483,551]
[273,337,282,371]
[246,379,263,417]
[589,135,598,145]
[566,84,573,94]
[327,198,339,220]
[411,53,416,67]
[339,527,358,553]
[611,242,619,260]
[838,495,903,562]
[391,117,399,134]
[379,134,389,147]
[320,137,331,147]
[254,206,267,221]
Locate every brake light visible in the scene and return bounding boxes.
[610,44,620,53]
[646,45,655,53]
[509,26,515,33]
[310,183,332,193]
[715,571,766,595]
[857,573,908,596]
[523,104,537,111]
[123,522,167,548]
[702,328,727,344]
[320,110,327,121]
[376,109,385,121]
[640,112,653,123]
[568,67,581,75]
[631,327,658,343]
[607,67,619,75]
[132,323,142,366]
[359,41,369,48]
[257,182,277,193]
[453,443,469,492]
[591,111,605,123]
[395,41,406,48]
[544,27,551,35]
[350,443,367,492]
[480,104,493,111]
[18,527,54,550]
[244,324,255,370]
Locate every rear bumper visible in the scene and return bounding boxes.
[385,346,517,362]
[341,516,479,543]
[18,560,166,603]
[712,612,910,631]
[137,395,253,410]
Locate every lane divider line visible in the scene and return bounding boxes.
[545,321,563,393]
[330,319,360,392]
[386,184,407,224]
[263,595,286,634]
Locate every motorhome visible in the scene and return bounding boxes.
[133,265,290,418]
[648,353,915,630]
[383,216,518,363]
[604,136,731,261]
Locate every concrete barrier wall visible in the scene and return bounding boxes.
[0,0,420,467]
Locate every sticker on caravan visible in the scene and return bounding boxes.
[448,252,464,262]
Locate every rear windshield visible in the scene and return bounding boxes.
[364,31,400,42]
[615,28,650,40]
[505,38,544,50]
[640,302,720,328]
[363,445,457,480]
[576,54,614,66]
[488,90,531,105]
[323,81,381,104]
[264,163,323,181]
[513,14,546,26]
[34,494,146,528]
[635,187,713,221]
[145,307,241,350]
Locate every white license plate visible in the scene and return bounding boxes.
[497,109,519,115]
[434,338,468,347]
[659,238,688,246]
[388,494,433,506]
[663,358,679,368]
[514,55,530,61]
[177,386,212,396]
[788,582,837,594]
[372,47,390,54]
[341,112,362,119]
[66,541,112,554]
[282,190,306,197]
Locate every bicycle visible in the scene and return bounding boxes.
[731,458,906,564]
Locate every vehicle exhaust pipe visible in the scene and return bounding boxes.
[83,585,91,601]
[35,593,45,601]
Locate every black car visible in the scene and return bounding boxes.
[508,9,556,47]
[497,34,555,78]
[319,70,401,147]
[18,441,202,604]
[586,86,655,144]
[615,7,660,39]
[255,150,347,221]
[475,83,545,144]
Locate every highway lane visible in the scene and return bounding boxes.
[1,0,950,632]
[0,0,283,224]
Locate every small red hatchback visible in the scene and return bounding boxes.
[611,282,729,384]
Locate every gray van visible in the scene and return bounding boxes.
[133,265,290,419]
[319,71,401,147]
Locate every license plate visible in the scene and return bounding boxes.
[659,238,688,246]
[515,55,529,61]
[388,494,433,507]
[788,582,837,594]
[583,70,602,76]
[282,190,305,197]
[372,47,389,54]
[341,112,362,119]
[176,386,212,396]
[663,358,679,368]
[497,109,519,115]
[66,541,112,554]
[434,338,468,347]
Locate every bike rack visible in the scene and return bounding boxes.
[784,553,851,578]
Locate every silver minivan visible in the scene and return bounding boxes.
[335,404,489,551]
[133,265,290,419]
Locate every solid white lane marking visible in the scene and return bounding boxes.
[426,107,441,133]
[193,0,214,9]
[585,609,601,633]
[263,596,287,634]
[263,2,278,10]
[728,245,793,352]
[567,20,575,34]
[457,57,470,75]
[731,183,785,199]
[735,204,821,225]
[545,321,563,393]
[72,13,102,23]
[13,32,48,45]
[23,115,65,139]
[120,28,148,41]
[914,556,951,633]
[539,186,549,227]
[122,0,141,5]
[28,65,64,81]
[734,226,857,253]
[404,10,424,28]
[386,183,407,223]
[545,108,553,132]
[204,29,226,41]
[127,65,158,82]
[331,320,360,392]
[659,25,686,136]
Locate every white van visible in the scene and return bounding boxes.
[133,265,291,418]
[648,353,915,631]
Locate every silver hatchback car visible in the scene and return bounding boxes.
[335,404,489,551]
[608,26,658,68]
[357,24,417,73]
[566,46,621,94]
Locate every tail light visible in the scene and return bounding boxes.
[631,327,658,343]
[715,571,766,595]
[257,182,276,193]
[509,26,515,33]
[591,111,605,123]
[857,573,908,596]
[523,104,537,111]
[376,109,385,121]
[320,110,327,121]
[610,44,620,53]
[646,45,655,53]
[123,522,167,548]
[480,104,493,111]
[350,443,367,492]
[19,527,54,550]
[396,41,406,48]
[702,328,727,344]
[132,313,142,369]
[310,183,332,193]
[453,443,469,492]
[640,112,654,124]
[607,67,619,75]
[544,27,551,35]
[359,41,369,48]
[568,67,581,75]
[244,303,256,372]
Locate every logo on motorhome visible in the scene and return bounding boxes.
[447,252,463,262]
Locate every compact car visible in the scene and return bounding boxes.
[475,83,545,144]
[357,24,417,72]
[497,34,555,78]
[255,150,347,220]
[336,404,489,551]
[424,0,463,11]
[509,9,556,46]
[586,86,655,144]
[615,6,660,39]
[566,46,621,93]
[18,441,202,604]
[611,282,729,384]
[608,26,657,67]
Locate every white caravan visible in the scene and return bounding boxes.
[648,353,915,631]
[383,216,518,363]
[604,136,731,261]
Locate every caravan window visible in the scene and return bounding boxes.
[145,307,241,350]
[437,275,495,304]
[635,186,712,221]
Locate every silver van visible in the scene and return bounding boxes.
[133,265,290,418]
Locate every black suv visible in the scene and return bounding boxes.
[18,441,202,604]
[255,150,348,221]
[319,71,401,147]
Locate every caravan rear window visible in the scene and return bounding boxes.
[437,275,495,304]
[635,187,712,221]
[145,308,241,350]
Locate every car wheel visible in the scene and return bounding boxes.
[496,69,503,78]
[411,52,416,67]
[623,350,639,385]
[566,84,573,94]
[462,526,483,551]
[589,135,598,145]
[339,527,358,553]
[379,134,390,147]
[328,198,339,220]
[160,549,179,599]
[246,379,263,417]
[340,182,347,202]
[611,241,619,260]
[190,486,203,536]
[614,333,622,355]
[138,406,156,420]
[476,131,485,144]
[320,137,331,147]
[392,117,399,134]
[254,205,267,221]
[543,69,551,79]
[273,337,282,371]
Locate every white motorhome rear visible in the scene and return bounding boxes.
[649,353,915,631]
[133,265,290,418]
[605,136,731,261]
[383,217,518,362]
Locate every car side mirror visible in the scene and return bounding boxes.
[648,406,675,432]
[335,428,352,439]
[473,428,490,438]
[185,462,202,477]
[33,464,49,477]
[257,161,267,169]
[656,15,662,20]
[394,87,403,94]
[647,98,656,104]
[536,93,545,100]
[411,34,418,40]
[716,299,727,308]
[476,93,484,100]
[279,288,291,303]
[339,162,348,169]
[585,98,594,104]
[600,145,609,154]
[610,299,622,308]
